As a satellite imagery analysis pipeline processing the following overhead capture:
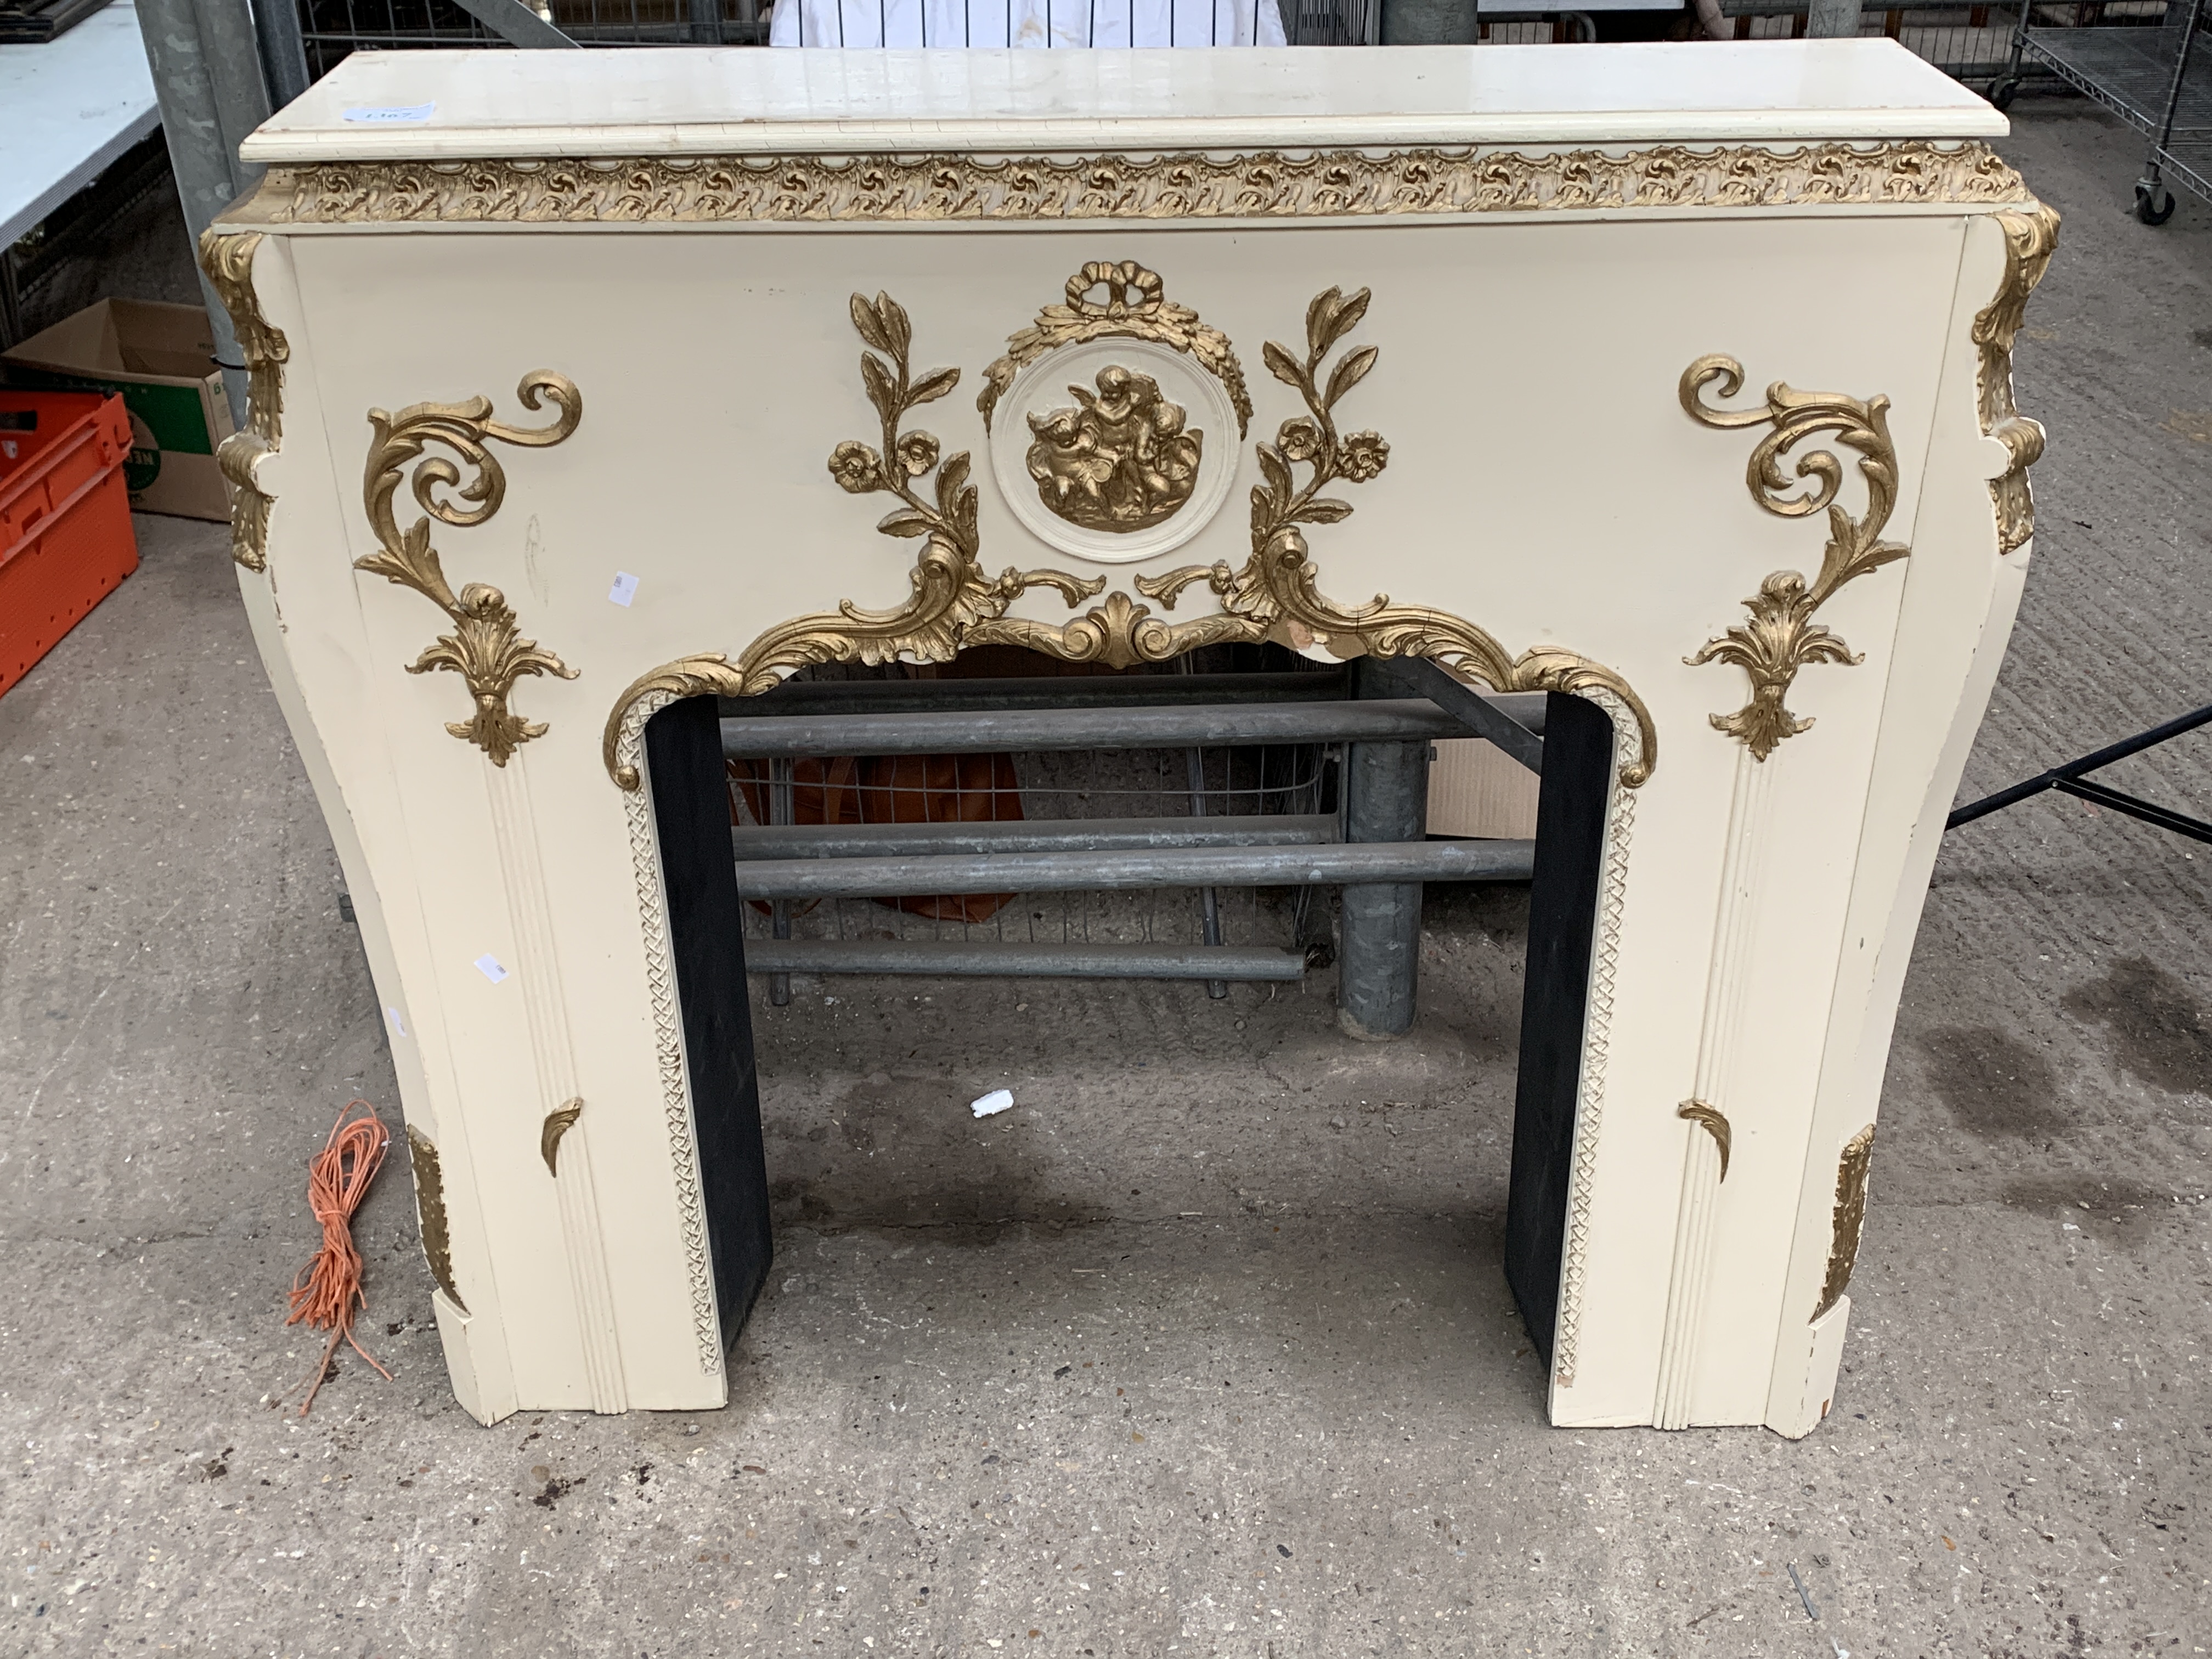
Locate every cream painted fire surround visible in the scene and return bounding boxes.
[204,41,2053,1433]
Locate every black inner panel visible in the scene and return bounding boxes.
[645,694,774,1344]
[1504,690,1615,1366]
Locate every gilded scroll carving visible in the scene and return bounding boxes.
[979,261,1250,437]
[603,283,1657,789]
[405,1126,469,1313]
[1680,357,1912,760]
[1972,204,2061,555]
[358,373,583,765]
[1813,1124,1877,1321]
[196,230,290,573]
[223,142,2031,229]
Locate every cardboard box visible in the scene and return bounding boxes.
[1,299,235,521]
[1429,736,1539,840]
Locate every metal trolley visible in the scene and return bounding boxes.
[1994,0,2211,222]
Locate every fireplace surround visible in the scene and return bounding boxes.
[202,41,2053,1432]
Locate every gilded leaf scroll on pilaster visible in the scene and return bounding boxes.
[406,1127,468,1313]
[198,230,290,573]
[541,1099,584,1177]
[358,373,583,766]
[1681,357,1912,760]
[605,281,1657,790]
[1813,1124,1876,1321]
[1972,204,2061,555]
[1676,1102,1732,1182]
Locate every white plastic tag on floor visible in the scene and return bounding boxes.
[970,1089,1014,1119]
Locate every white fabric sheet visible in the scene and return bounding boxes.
[769,0,1288,48]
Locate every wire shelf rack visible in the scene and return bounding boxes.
[1997,0,2210,217]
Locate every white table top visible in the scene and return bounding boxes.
[240,40,2006,163]
[0,2,160,249]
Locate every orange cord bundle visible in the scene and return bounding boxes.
[285,1099,393,1417]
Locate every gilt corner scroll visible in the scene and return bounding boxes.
[603,273,1658,792]
[198,229,291,574]
[357,373,583,766]
[1973,203,2061,556]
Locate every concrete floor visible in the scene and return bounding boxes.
[4,98,2210,1658]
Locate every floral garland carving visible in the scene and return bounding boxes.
[1972,203,2061,555]
[225,142,2030,228]
[604,283,1657,789]
[1680,356,1911,760]
[978,260,1250,437]
[197,229,289,573]
[358,373,583,765]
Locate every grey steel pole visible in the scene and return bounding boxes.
[133,0,270,431]
[743,939,1310,982]
[767,758,793,1008]
[253,0,313,109]
[1178,654,1229,1000]
[1338,658,1431,1041]
[1805,0,1860,36]
[729,838,1533,901]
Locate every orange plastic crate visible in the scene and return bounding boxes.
[0,389,139,699]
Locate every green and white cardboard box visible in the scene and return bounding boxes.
[2,298,235,521]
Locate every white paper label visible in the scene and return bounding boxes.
[386,1006,407,1038]
[608,572,640,607]
[342,103,436,125]
[474,953,509,984]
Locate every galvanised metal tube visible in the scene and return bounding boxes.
[134,0,268,427]
[721,698,1479,759]
[1339,656,1433,1041]
[742,939,1308,981]
[732,813,1339,861]
[1338,740,1432,1040]
[731,838,1534,900]
[738,670,1354,718]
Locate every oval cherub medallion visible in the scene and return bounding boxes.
[981,263,1248,566]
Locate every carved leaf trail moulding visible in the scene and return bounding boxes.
[1680,356,1912,760]
[197,230,290,573]
[1972,203,2061,555]
[358,373,584,765]
[604,279,1657,787]
[224,142,2032,228]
